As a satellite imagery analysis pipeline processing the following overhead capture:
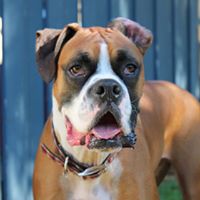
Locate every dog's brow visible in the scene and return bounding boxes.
[74,52,92,63]
[117,49,132,60]
[115,49,139,65]
[67,52,96,66]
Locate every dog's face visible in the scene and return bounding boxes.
[36,18,152,152]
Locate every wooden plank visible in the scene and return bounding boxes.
[82,0,110,27]
[135,0,156,80]
[189,0,200,99]
[110,0,135,19]
[156,0,174,82]
[3,0,43,199]
[0,0,3,198]
[47,0,77,28]
[174,0,189,90]
[46,0,77,115]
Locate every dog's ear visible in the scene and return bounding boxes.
[108,17,153,54]
[36,23,80,83]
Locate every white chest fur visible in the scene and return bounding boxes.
[60,158,122,200]
[69,182,110,200]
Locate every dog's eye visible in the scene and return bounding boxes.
[123,64,138,76]
[69,65,86,77]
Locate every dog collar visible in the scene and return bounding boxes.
[41,123,116,179]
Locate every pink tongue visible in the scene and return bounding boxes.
[92,125,121,139]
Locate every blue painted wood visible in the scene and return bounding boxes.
[82,0,110,27]
[189,0,200,99]
[174,0,189,90]
[45,0,78,116]
[3,0,43,199]
[135,0,156,80]
[47,0,78,28]
[155,0,174,82]
[0,0,3,198]
[110,0,135,19]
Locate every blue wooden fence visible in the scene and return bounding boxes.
[0,0,3,199]
[1,0,200,199]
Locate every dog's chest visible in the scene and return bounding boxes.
[69,182,111,200]
[61,159,122,200]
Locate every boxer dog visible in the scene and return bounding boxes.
[33,18,200,200]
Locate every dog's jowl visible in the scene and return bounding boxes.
[33,18,200,200]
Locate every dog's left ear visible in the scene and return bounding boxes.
[108,17,153,54]
[36,23,80,83]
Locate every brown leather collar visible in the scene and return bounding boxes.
[41,123,115,179]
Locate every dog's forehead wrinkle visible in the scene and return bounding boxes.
[76,28,105,45]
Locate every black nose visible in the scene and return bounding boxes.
[90,79,122,102]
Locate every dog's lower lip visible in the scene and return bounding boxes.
[87,131,137,150]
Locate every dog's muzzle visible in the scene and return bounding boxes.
[81,101,138,151]
[83,79,137,150]
[65,78,139,150]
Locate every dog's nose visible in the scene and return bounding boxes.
[90,79,122,102]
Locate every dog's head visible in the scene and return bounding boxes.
[36,18,152,152]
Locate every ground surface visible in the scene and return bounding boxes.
[159,176,182,200]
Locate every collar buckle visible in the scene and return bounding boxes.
[63,157,69,176]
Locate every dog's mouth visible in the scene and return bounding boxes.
[90,111,121,139]
[65,109,137,151]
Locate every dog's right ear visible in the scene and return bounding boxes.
[36,23,80,83]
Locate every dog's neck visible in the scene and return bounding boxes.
[52,96,110,165]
